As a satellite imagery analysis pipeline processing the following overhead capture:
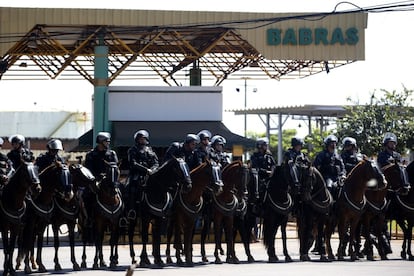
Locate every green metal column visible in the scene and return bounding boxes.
[93,44,110,146]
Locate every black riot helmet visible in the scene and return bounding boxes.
[256,137,269,149]
[197,130,212,141]
[134,130,149,144]
[211,135,226,146]
[96,132,111,144]
[185,134,200,144]
[342,137,357,148]
[291,137,304,147]
[47,139,63,150]
[324,134,338,146]
[9,134,25,146]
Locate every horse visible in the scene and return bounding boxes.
[165,159,223,266]
[387,160,414,260]
[261,165,294,263]
[232,166,259,263]
[130,157,192,267]
[86,161,123,269]
[0,161,41,276]
[200,160,244,264]
[295,163,333,262]
[325,158,386,261]
[47,163,91,271]
[16,161,74,274]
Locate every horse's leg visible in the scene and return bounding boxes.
[316,217,329,261]
[349,218,359,261]
[213,216,223,264]
[200,215,210,262]
[375,215,388,260]
[361,215,374,261]
[324,216,336,260]
[10,231,20,275]
[139,215,151,267]
[239,215,254,262]
[298,208,312,261]
[263,214,278,263]
[67,221,81,271]
[165,217,173,264]
[183,216,195,266]
[151,217,164,266]
[109,224,120,269]
[98,228,106,268]
[173,218,184,266]
[35,227,48,273]
[336,216,346,260]
[281,217,293,262]
[52,224,63,271]
[2,230,11,275]
[407,222,414,261]
[128,218,137,264]
[224,216,238,264]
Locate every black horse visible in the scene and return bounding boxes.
[17,161,74,273]
[262,165,294,263]
[388,161,414,260]
[0,161,41,276]
[295,164,332,261]
[128,157,192,267]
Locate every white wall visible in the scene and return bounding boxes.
[108,86,222,121]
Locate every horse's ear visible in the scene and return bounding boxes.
[362,154,369,161]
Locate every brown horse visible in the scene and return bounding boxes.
[200,160,243,264]
[388,161,414,260]
[0,161,41,276]
[165,159,223,266]
[296,164,332,262]
[131,157,192,267]
[325,158,386,261]
[17,161,74,273]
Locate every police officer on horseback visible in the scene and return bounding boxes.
[164,134,201,171]
[35,139,65,172]
[0,138,13,186]
[7,134,34,170]
[196,129,211,163]
[250,137,276,205]
[341,137,363,175]
[313,134,346,195]
[83,132,119,227]
[126,130,159,220]
[283,137,309,191]
[209,135,231,168]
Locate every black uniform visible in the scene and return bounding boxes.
[250,150,276,202]
[341,150,363,175]
[195,145,210,163]
[313,149,346,195]
[84,147,118,179]
[7,147,34,170]
[164,142,201,171]
[0,152,12,185]
[35,152,65,173]
[377,149,402,168]
[208,148,230,168]
[283,148,309,185]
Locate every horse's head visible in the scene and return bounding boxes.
[39,161,74,201]
[247,167,259,202]
[174,157,192,193]
[12,161,42,197]
[98,161,120,196]
[222,160,247,198]
[69,163,96,191]
[209,160,224,195]
[296,164,319,202]
[382,163,410,195]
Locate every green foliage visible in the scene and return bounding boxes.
[337,86,414,157]
[303,130,331,161]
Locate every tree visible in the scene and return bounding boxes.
[337,86,414,157]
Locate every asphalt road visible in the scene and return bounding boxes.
[1,236,412,276]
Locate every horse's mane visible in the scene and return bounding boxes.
[347,158,369,179]
[222,160,242,174]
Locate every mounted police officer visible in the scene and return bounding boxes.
[283,137,309,191]
[164,134,201,171]
[209,135,231,168]
[341,137,363,175]
[250,137,276,204]
[196,129,211,163]
[377,132,409,254]
[35,139,65,172]
[313,134,346,196]
[126,130,159,220]
[7,134,34,170]
[0,138,13,186]
[83,132,120,227]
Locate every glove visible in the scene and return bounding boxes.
[147,169,153,175]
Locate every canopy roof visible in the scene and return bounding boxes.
[0,7,366,85]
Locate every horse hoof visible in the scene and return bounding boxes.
[166,257,173,264]
[219,249,225,255]
[24,266,32,274]
[285,255,293,262]
[269,256,279,263]
[73,263,81,271]
[409,255,414,261]
[351,254,358,262]
[381,255,388,261]
[247,256,255,263]
[81,262,87,269]
[110,262,117,269]
[202,256,209,263]
[154,259,165,267]
[54,263,62,271]
[214,258,223,264]
[300,254,310,261]
[320,255,331,262]
[328,254,336,261]
[92,263,99,270]
[100,261,107,268]
[401,251,407,259]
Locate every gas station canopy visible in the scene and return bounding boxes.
[0,7,367,85]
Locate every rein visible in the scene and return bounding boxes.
[365,197,388,213]
[264,189,293,215]
[144,191,172,217]
[27,195,55,218]
[212,192,238,215]
[342,187,366,212]
[95,193,123,216]
[395,194,414,212]
[54,197,79,218]
[179,189,203,215]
